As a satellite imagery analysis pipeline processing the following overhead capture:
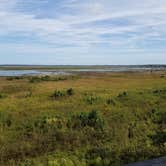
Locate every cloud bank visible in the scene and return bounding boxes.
[0,0,166,64]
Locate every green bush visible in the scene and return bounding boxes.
[29,76,69,83]
[118,91,128,98]
[84,94,100,104]
[85,148,113,166]
[66,88,74,96]
[51,90,66,99]
[150,109,166,124]
[150,131,166,146]
[152,88,166,96]
[29,77,41,83]
[69,110,104,130]
[51,89,74,99]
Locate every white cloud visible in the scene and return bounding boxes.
[0,0,166,64]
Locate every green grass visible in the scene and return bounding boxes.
[0,71,166,165]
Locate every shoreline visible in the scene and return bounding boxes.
[0,66,165,77]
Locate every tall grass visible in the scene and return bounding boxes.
[0,71,165,165]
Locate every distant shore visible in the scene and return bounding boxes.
[0,65,166,76]
[0,64,166,71]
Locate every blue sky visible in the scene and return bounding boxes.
[0,0,166,65]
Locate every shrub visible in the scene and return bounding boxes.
[150,109,166,124]
[118,91,128,98]
[85,148,113,166]
[69,110,105,130]
[106,99,116,105]
[19,159,33,166]
[150,131,166,146]
[85,94,100,104]
[66,88,74,96]
[51,89,74,99]
[29,77,41,83]
[51,90,66,99]
[153,89,166,94]
[53,76,68,81]
[41,75,50,81]
[6,77,14,81]
[29,76,69,83]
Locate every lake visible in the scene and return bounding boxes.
[0,70,69,76]
[0,66,165,76]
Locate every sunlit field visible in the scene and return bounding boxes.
[0,71,166,166]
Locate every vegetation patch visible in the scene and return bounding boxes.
[84,94,101,105]
[106,98,116,106]
[68,110,105,130]
[0,93,7,99]
[0,72,166,165]
[0,111,12,128]
[51,88,74,99]
[6,76,24,81]
[117,91,128,98]
[28,75,78,83]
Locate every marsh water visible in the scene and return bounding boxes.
[0,66,165,76]
[0,70,68,76]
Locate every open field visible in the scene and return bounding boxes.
[0,71,166,165]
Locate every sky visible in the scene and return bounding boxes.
[0,0,166,65]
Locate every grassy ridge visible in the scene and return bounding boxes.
[0,72,166,165]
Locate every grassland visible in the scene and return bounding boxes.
[0,71,166,166]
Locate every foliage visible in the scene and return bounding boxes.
[0,111,12,128]
[28,75,77,83]
[84,94,100,105]
[117,91,128,98]
[66,88,74,96]
[0,72,166,165]
[51,88,74,99]
[106,98,116,105]
[0,93,6,99]
[6,76,24,81]
[68,110,105,130]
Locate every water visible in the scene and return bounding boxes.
[0,66,165,76]
[0,70,69,76]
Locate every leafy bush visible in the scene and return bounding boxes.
[69,110,105,130]
[85,148,120,166]
[150,109,166,124]
[150,131,166,146]
[118,91,128,98]
[51,89,74,99]
[153,89,166,95]
[29,76,41,83]
[29,76,69,83]
[66,88,74,96]
[84,94,100,104]
[51,90,66,99]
